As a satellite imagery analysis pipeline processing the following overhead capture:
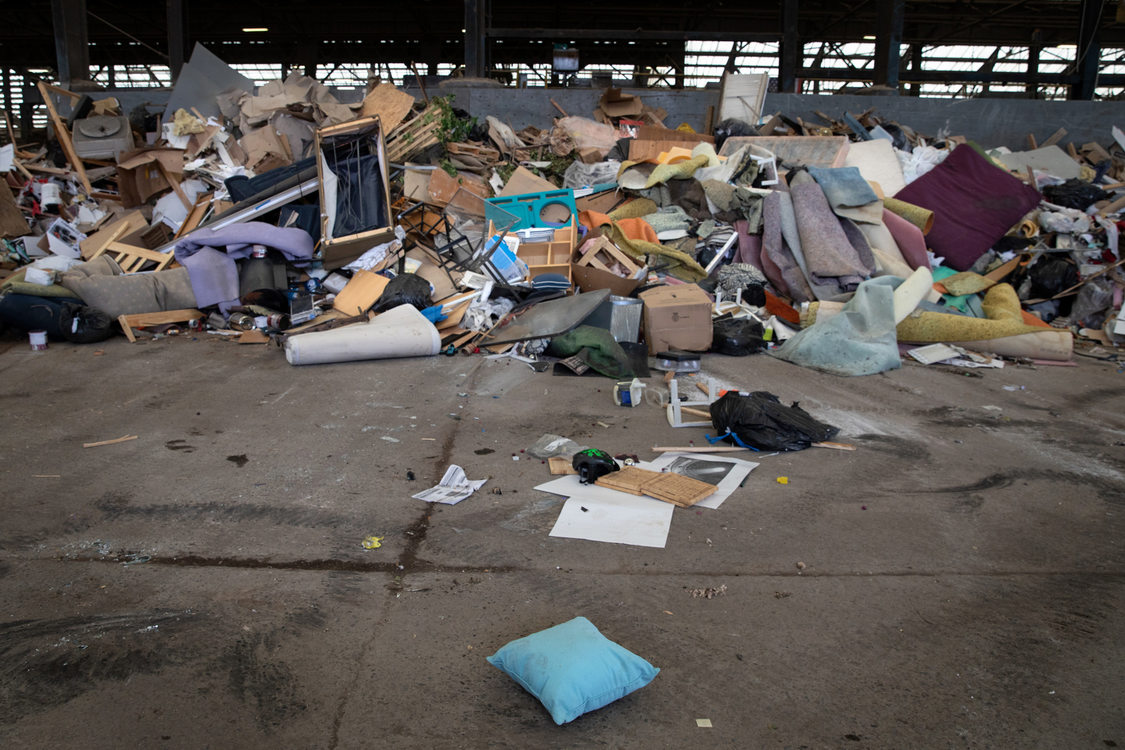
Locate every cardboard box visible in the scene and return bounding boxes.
[627,126,715,163]
[571,236,645,296]
[315,116,395,270]
[115,148,185,208]
[639,284,713,354]
[571,263,643,297]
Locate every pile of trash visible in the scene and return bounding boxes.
[2,46,1123,377]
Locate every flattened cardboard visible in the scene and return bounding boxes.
[598,88,644,119]
[639,284,713,354]
[628,126,715,162]
[359,83,415,131]
[115,148,186,208]
[500,165,557,197]
[239,125,291,173]
[332,270,389,315]
[403,166,431,202]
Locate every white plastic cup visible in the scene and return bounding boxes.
[28,330,48,351]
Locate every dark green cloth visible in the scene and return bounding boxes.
[547,325,636,379]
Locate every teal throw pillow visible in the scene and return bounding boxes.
[486,616,659,725]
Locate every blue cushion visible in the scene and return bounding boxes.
[486,616,659,724]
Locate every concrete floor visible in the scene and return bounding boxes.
[0,331,1123,749]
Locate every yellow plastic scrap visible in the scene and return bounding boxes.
[657,146,696,165]
[776,477,789,485]
[361,535,384,550]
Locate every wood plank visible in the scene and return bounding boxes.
[1041,127,1067,148]
[174,194,211,239]
[117,314,137,343]
[36,81,92,195]
[83,434,138,448]
[155,160,192,210]
[119,308,204,341]
[81,211,148,259]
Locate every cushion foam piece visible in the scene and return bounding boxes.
[893,144,1041,271]
[486,616,659,725]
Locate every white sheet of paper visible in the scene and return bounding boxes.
[412,464,487,505]
[646,452,758,509]
[0,143,13,173]
[549,490,673,549]
[537,465,674,548]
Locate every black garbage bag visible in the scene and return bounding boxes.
[372,273,433,313]
[1027,255,1078,300]
[708,391,839,452]
[1042,179,1109,210]
[67,306,116,343]
[711,317,767,356]
[0,294,115,343]
[712,118,758,151]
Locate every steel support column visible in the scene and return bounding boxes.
[464,0,489,78]
[166,0,186,81]
[1071,0,1102,99]
[779,0,800,93]
[873,0,905,88]
[909,43,922,96]
[50,0,89,86]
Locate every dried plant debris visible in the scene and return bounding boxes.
[688,584,728,599]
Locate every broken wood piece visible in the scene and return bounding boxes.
[1099,193,1125,217]
[1041,127,1067,148]
[104,242,176,273]
[237,329,269,344]
[681,405,713,420]
[174,194,212,239]
[36,81,92,195]
[155,160,193,211]
[548,456,577,475]
[811,441,857,451]
[118,308,204,342]
[652,445,749,453]
[83,435,139,448]
[550,98,568,117]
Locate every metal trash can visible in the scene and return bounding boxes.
[609,296,643,343]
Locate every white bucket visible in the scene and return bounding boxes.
[284,303,441,366]
[28,330,48,351]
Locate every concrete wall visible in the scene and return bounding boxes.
[406,82,1124,150]
[106,81,1122,151]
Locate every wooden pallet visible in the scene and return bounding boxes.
[385,103,442,163]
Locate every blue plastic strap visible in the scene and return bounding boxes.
[705,429,759,451]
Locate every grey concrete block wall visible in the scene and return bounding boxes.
[405,82,1124,150]
[103,82,1122,151]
